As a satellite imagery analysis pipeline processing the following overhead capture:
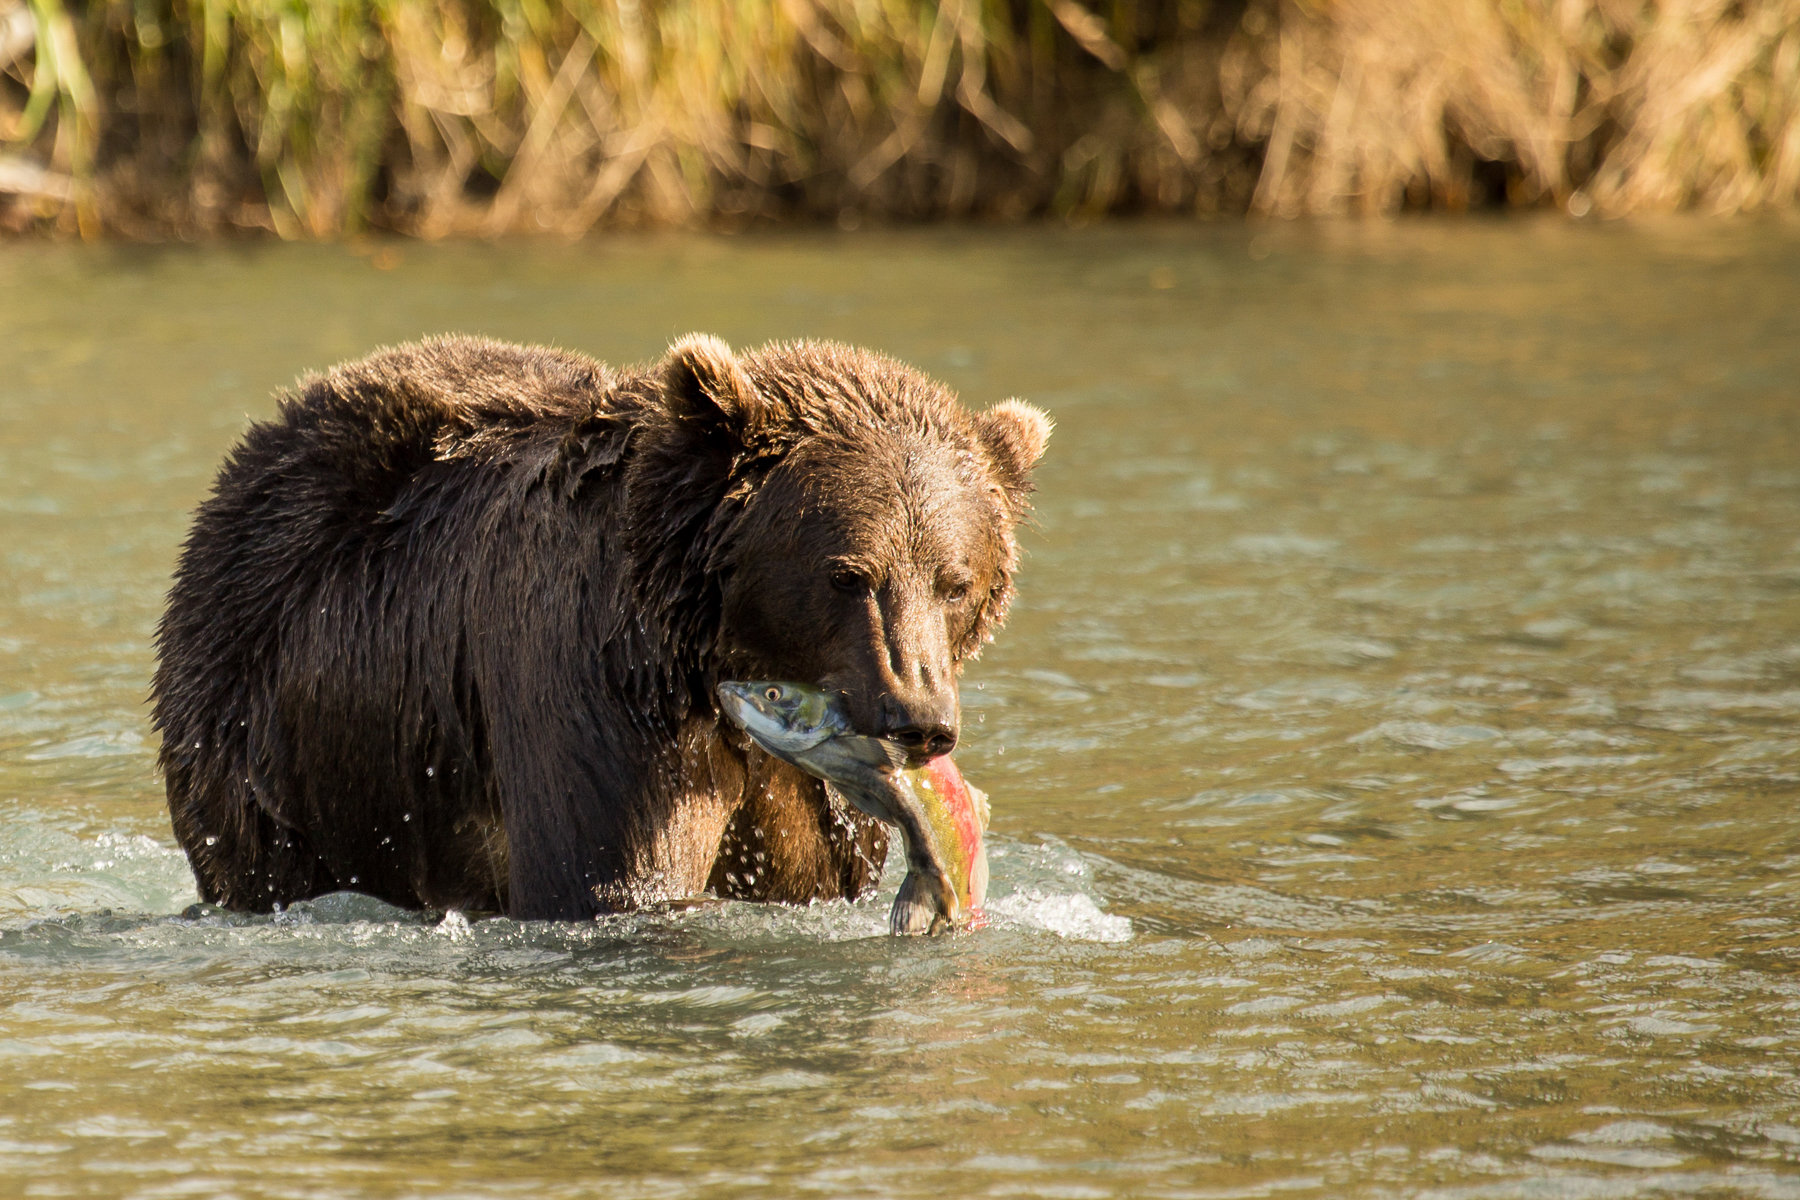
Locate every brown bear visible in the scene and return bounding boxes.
[150,334,1050,920]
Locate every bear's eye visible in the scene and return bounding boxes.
[940,573,974,603]
[829,569,868,595]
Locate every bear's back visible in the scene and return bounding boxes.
[272,336,617,487]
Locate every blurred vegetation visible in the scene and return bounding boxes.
[0,0,1796,237]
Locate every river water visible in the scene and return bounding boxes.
[2,220,1798,1198]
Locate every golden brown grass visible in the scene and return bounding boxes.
[1232,0,1800,216]
[1,0,1797,237]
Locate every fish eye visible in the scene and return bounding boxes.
[764,686,783,702]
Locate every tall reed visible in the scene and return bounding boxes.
[2,0,1797,237]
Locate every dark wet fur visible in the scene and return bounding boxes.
[151,335,1047,919]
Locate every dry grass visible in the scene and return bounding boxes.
[1,0,1797,237]
[1231,0,1800,215]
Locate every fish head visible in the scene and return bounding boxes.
[716,680,850,759]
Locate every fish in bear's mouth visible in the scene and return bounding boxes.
[716,680,988,935]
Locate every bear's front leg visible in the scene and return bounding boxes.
[707,745,888,905]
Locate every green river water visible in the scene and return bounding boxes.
[2,219,1798,1198]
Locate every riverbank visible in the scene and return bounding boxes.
[2,0,1797,238]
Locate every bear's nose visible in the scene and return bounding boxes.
[888,723,958,761]
[878,694,959,762]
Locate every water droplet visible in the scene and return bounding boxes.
[402,812,412,822]
[425,766,435,778]
[203,835,218,846]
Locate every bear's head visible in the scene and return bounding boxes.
[628,335,1050,763]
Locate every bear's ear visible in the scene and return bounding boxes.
[663,333,766,440]
[975,399,1053,501]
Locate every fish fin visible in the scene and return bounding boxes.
[969,782,991,831]
[890,871,938,935]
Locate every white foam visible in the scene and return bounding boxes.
[985,887,1132,943]
[0,818,198,920]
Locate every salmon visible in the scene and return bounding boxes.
[716,681,989,934]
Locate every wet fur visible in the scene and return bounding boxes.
[152,334,1047,919]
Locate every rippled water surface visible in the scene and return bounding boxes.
[3,220,1799,1198]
